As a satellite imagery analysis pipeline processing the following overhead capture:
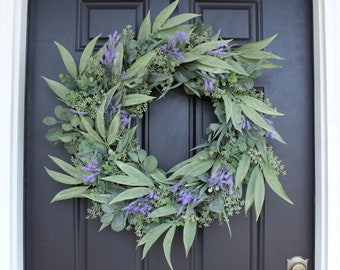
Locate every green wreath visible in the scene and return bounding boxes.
[43,1,292,268]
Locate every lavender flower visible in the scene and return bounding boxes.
[82,150,101,183]
[208,168,233,194]
[70,108,87,115]
[263,115,275,139]
[101,30,121,71]
[108,103,131,130]
[237,115,258,131]
[176,189,198,216]
[203,78,216,90]
[161,31,189,61]
[122,190,158,216]
[207,42,229,58]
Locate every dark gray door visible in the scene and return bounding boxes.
[25,0,314,269]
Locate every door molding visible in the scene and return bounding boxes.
[0,0,336,269]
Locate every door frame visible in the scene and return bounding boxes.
[0,0,337,269]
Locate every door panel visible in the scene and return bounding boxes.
[25,0,314,269]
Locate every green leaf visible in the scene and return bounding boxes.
[182,52,203,63]
[240,96,283,116]
[79,33,101,75]
[235,154,251,188]
[49,155,84,180]
[255,139,267,163]
[149,205,180,218]
[116,126,137,152]
[163,225,176,270]
[51,186,89,203]
[115,161,154,187]
[42,116,57,126]
[61,123,73,132]
[222,94,232,123]
[143,155,158,173]
[93,46,104,60]
[156,25,194,39]
[262,164,293,205]
[167,159,214,181]
[254,170,265,220]
[45,127,63,141]
[45,168,82,185]
[235,34,277,53]
[196,63,227,74]
[81,193,112,204]
[54,41,78,80]
[80,115,105,144]
[138,11,151,42]
[109,187,151,205]
[58,133,74,143]
[245,165,260,214]
[140,223,173,259]
[239,50,283,60]
[152,0,179,32]
[161,13,201,30]
[197,56,230,71]
[107,109,121,145]
[231,102,242,131]
[192,40,232,54]
[111,211,126,232]
[42,76,72,102]
[102,175,151,187]
[96,96,107,139]
[209,197,224,213]
[183,219,197,256]
[121,94,155,106]
[240,104,285,144]
[124,50,156,80]
[225,59,249,76]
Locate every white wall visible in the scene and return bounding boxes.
[0,0,339,269]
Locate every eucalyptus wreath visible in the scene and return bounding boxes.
[43,1,292,268]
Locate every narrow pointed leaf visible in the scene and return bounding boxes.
[107,109,120,145]
[138,222,173,246]
[163,225,176,270]
[138,11,151,42]
[49,155,84,180]
[80,115,104,144]
[51,186,89,203]
[79,34,101,74]
[42,76,72,102]
[245,165,260,214]
[152,0,179,32]
[226,58,249,76]
[45,168,82,185]
[262,164,293,205]
[93,46,104,60]
[124,50,156,80]
[96,96,107,139]
[254,170,265,220]
[116,126,137,152]
[235,34,278,53]
[231,102,242,131]
[149,205,181,218]
[141,223,173,258]
[54,41,78,80]
[109,187,151,205]
[121,94,155,106]
[168,159,214,181]
[222,94,232,123]
[161,13,201,30]
[101,175,151,187]
[115,160,154,187]
[235,154,251,188]
[240,96,283,116]
[192,40,232,54]
[183,219,197,256]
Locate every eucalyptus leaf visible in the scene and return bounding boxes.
[51,186,89,203]
[163,225,176,270]
[143,155,158,173]
[79,34,101,75]
[54,41,78,80]
[45,168,83,185]
[43,116,57,126]
[49,155,84,180]
[183,219,197,256]
[152,0,179,32]
[42,76,71,103]
[45,127,63,142]
[235,154,251,188]
[58,133,74,143]
[262,164,293,205]
[115,161,154,187]
[254,170,265,220]
[111,211,127,232]
[109,187,151,205]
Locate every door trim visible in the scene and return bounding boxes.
[0,0,336,269]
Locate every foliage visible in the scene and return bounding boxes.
[43,1,291,268]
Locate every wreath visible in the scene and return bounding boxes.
[43,1,292,268]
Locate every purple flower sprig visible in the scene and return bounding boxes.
[108,103,131,131]
[207,168,233,195]
[122,190,158,216]
[263,115,276,139]
[101,30,121,72]
[172,186,199,216]
[237,114,258,131]
[161,31,189,61]
[207,41,229,58]
[82,150,101,183]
